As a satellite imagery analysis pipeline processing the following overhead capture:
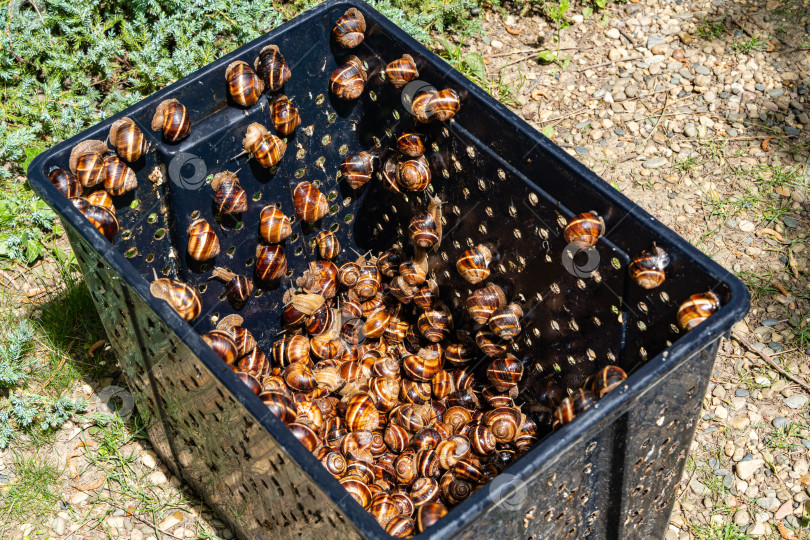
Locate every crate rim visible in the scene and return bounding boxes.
[28,0,750,537]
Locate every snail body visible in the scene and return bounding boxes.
[330,56,366,100]
[151,98,190,142]
[187,218,220,261]
[109,117,147,162]
[254,45,291,92]
[225,60,264,107]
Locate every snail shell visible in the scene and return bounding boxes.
[254,45,291,92]
[457,244,492,284]
[553,388,597,428]
[259,205,292,243]
[315,230,340,260]
[400,380,431,406]
[376,248,402,277]
[470,425,497,455]
[70,141,109,190]
[255,244,287,281]
[380,157,402,193]
[223,325,257,357]
[384,424,410,454]
[341,476,372,509]
[385,54,418,89]
[445,343,474,367]
[225,60,264,107]
[329,56,366,100]
[269,95,301,136]
[417,306,452,343]
[483,407,522,444]
[186,218,220,261]
[440,472,474,505]
[426,88,461,122]
[211,267,253,303]
[85,190,114,212]
[83,204,119,242]
[402,352,443,383]
[431,370,455,400]
[397,132,426,157]
[416,501,448,533]
[284,362,317,392]
[397,156,431,192]
[489,303,523,340]
[102,154,137,196]
[211,171,248,214]
[386,516,415,538]
[363,309,391,340]
[202,330,238,365]
[410,476,440,506]
[338,261,361,288]
[586,365,628,398]
[333,8,366,48]
[677,291,720,331]
[355,265,381,300]
[243,123,286,168]
[151,98,190,142]
[486,354,523,393]
[340,151,374,189]
[317,448,346,480]
[49,169,82,198]
[629,245,671,289]
[261,389,297,425]
[399,260,426,286]
[413,280,438,311]
[370,493,398,527]
[109,117,147,162]
[293,181,329,223]
[467,283,506,325]
[288,422,320,452]
[475,329,506,358]
[408,212,439,249]
[345,392,380,432]
[411,90,435,123]
[150,278,201,322]
[563,211,605,248]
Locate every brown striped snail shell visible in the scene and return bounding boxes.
[261,389,297,425]
[416,501,448,533]
[341,299,364,321]
[426,88,461,122]
[563,211,605,248]
[587,365,628,398]
[288,422,320,452]
[254,45,291,92]
[109,117,147,162]
[402,352,443,383]
[49,169,82,198]
[186,218,220,261]
[486,354,523,393]
[392,491,415,517]
[384,318,410,344]
[389,275,417,304]
[373,356,401,380]
[333,8,366,48]
[82,204,119,242]
[346,392,380,432]
[417,306,452,343]
[269,95,301,136]
[355,265,381,300]
[457,244,492,284]
[225,60,264,107]
[376,248,402,278]
[677,291,720,331]
[151,98,190,142]
[397,403,428,431]
[452,457,485,485]
[259,205,292,243]
[397,132,426,157]
[445,343,474,367]
[440,472,474,505]
[150,278,202,322]
[553,388,597,428]
[408,212,439,249]
[369,493,398,527]
[341,476,372,509]
[475,330,507,358]
[483,407,522,444]
[397,156,431,192]
[489,303,523,340]
[293,181,329,223]
[306,304,336,336]
[255,244,287,281]
[243,123,286,168]
[431,370,455,400]
[629,244,671,289]
[202,330,238,365]
[338,261,361,288]
[347,458,374,484]
[413,280,438,311]
[364,309,392,340]
[69,140,108,188]
[340,151,374,189]
[224,326,257,357]
[211,267,253,303]
[323,417,348,447]
[85,190,114,212]
[385,54,419,88]
[238,348,268,378]
[443,406,473,433]
[482,386,513,409]
[211,171,248,214]
[399,260,427,286]
[380,157,402,193]
[466,283,506,325]
[233,371,261,394]
[284,362,317,392]
[411,90,436,123]
[411,428,441,452]
[295,400,324,430]
[370,376,399,411]
[410,476,440,506]
[330,56,367,100]
[102,154,137,196]
[469,425,497,455]
[384,424,410,454]
[394,451,417,486]
[315,231,340,260]
[319,449,347,479]
[386,515,414,538]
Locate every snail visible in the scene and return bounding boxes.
[259,205,292,243]
[439,472,474,505]
[416,501,448,533]
[288,422,320,452]
[413,280,438,311]
[284,362,317,393]
[269,95,301,136]
[431,370,455,400]
[273,334,312,367]
[586,365,628,398]
[341,476,372,509]
[329,56,366,100]
[84,190,114,212]
[69,140,107,188]
[410,476,440,506]
[369,493,398,527]
[108,117,147,162]
[338,261,361,288]
[553,388,597,428]
[186,218,220,261]
[677,291,720,331]
[151,98,190,142]
[315,231,340,260]
[238,348,269,378]
[293,181,329,223]
[262,389,298,425]
[486,354,523,393]
[82,204,119,242]
[563,211,605,248]
[225,60,264,107]
[483,407,522,444]
[234,372,261,395]
[333,8,366,48]
[399,260,427,286]
[467,283,506,325]
[408,211,439,249]
[254,45,291,92]
[426,88,461,122]
[340,151,374,189]
[201,330,238,365]
[385,54,418,89]
[456,244,492,284]
[376,248,401,278]
[102,154,137,196]
[150,276,201,322]
[628,244,671,289]
[488,303,523,340]
[397,156,431,192]
[242,123,286,168]
[445,344,474,367]
[385,516,414,538]
[384,424,410,454]
[380,157,402,193]
[402,351,443,383]
[397,132,426,157]
[255,244,287,281]
[211,171,248,214]
[363,309,392,340]
[470,425,496,455]
[346,392,380,432]
[475,329,506,358]
[417,306,452,342]
[210,267,253,303]
[49,169,82,198]
[355,265,381,300]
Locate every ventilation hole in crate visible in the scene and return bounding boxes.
[147,213,157,224]
[154,228,166,240]
[161,265,171,275]
[543,510,554,522]
[125,247,138,258]
[637,321,647,332]
[555,511,566,522]
[610,257,621,270]
[344,214,354,224]
[513,228,522,240]
[295,168,306,179]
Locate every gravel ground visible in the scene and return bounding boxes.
[4,0,810,538]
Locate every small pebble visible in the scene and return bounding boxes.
[773,416,790,429]
[735,389,749,397]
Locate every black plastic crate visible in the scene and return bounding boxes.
[28,1,749,538]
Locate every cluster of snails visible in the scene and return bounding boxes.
[552,366,627,428]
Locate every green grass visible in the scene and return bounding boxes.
[0,453,62,523]
[696,17,727,39]
[731,36,765,54]
[766,421,810,451]
[693,522,751,540]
